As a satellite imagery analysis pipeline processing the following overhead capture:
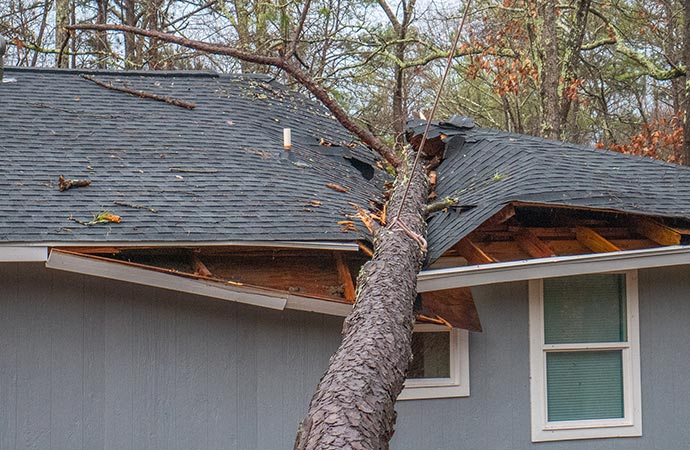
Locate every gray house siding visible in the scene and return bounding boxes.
[1,263,690,449]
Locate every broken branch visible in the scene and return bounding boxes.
[59,175,91,191]
[425,197,459,215]
[79,74,197,110]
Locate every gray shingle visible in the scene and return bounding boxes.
[426,122,690,262]
[0,67,386,244]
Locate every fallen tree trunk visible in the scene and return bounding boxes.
[294,149,430,450]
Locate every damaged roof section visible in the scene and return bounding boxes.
[412,118,690,262]
[0,67,386,245]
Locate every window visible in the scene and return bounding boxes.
[398,324,469,400]
[528,272,642,442]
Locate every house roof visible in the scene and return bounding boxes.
[0,67,385,246]
[415,118,690,262]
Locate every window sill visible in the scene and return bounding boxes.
[532,422,642,442]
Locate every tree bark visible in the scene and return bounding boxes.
[55,0,70,67]
[294,149,429,450]
[124,0,138,69]
[683,0,690,165]
[538,0,560,139]
[95,0,109,68]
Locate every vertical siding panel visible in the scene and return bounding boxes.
[173,299,209,450]
[153,297,177,450]
[0,264,19,450]
[49,271,84,450]
[131,289,177,450]
[256,311,287,450]
[205,302,239,450]
[103,283,134,450]
[82,276,106,450]
[280,312,308,446]
[15,266,52,450]
[235,307,258,450]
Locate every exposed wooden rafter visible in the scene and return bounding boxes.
[334,252,356,302]
[576,226,621,253]
[454,238,497,265]
[634,218,682,246]
[514,228,556,258]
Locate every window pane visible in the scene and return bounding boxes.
[544,274,626,344]
[408,332,450,378]
[546,351,624,421]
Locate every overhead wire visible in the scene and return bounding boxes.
[393,0,473,223]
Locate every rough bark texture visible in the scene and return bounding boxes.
[294,150,429,450]
[681,0,690,166]
[539,0,560,139]
[55,0,69,67]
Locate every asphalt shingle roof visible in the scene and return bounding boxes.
[421,119,690,262]
[0,67,386,244]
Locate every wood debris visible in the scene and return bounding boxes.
[58,175,91,192]
[326,183,349,193]
[113,201,158,213]
[169,167,218,174]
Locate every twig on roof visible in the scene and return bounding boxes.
[169,167,218,173]
[79,74,197,110]
[113,201,159,213]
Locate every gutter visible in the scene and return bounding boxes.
[418,245,690,291]
[0,246,49,262]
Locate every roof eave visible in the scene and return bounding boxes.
[418,245,690,291]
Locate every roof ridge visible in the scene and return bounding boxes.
[3,66,273,81]
[466,126,690,173]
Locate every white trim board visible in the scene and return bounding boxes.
[45,250,353,316]
[528,271,642,442]
[418,245,690,291]
[0,246,48,262]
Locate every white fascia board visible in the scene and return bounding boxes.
[285,296,353,317]
[15,240,359,251]
[418,245,690,291]
[0,246,48,262]
[46,250,287,310]
[45,250,353,316]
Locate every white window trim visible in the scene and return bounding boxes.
[528,271,642,442]
[398,324,469,400]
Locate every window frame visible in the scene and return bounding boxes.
[398,324,470,400]
[528,271,642,442]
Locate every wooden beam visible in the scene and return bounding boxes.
[192,253,213,277]
[634,218,681,246]
[576,226,621,253]
[454,238,497,265]
[514,228,556,258]
[334,252,356,301]
[482,204,516,228]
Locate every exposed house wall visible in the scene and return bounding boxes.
[1,263,690,450]
[0,263,342,450]
[393,266,690,449]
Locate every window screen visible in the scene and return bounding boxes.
[408,331,451,378]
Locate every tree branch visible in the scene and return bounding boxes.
[288,0,311,58]
[67,23,402,167]
[425,196,459,215]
